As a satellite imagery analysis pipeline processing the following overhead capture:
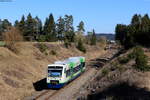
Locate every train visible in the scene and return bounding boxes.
[46,56,85,88]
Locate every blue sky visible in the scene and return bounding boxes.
[0,0,150,33]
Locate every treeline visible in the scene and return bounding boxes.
[0,13,97,44]
[0,13,74,42]
[115,14,150,49]
[0,13,97,53]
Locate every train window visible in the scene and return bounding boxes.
[48,70,62,77]
[64,68,66,73]
[73,65,81,74]
[66,69,71,77]
[83,62,85,67]
[80,62,85,68]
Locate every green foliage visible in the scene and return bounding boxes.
[50,50,57,55]
[0,41,5,47]
[56,16,65,41]
[64,15,75,43]
[76,39,86,53]
[17,15,26,36]
[35,16,43,36]
[127,51,136,59]
[25,13,37,37]
[115,24,127,45]
[90,29,97,45]
[64,39,70,48]
[115,14,150,49]
[102,68,109,76]
[133,46,150,71]
[38,43,48,53]
[118,56,130,64]
[43,14,56,42]
[0,19,12,36]
[0,13,84,44]
[77,21,85,32]
[38,35,46,42]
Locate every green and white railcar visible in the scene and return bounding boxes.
[47,56,85,88]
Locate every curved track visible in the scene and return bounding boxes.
[31,48,119,100]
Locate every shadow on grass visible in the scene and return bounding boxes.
[87,82,150,100]
[33,78,61,91]
[33,78,48,91]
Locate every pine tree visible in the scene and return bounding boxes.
[18,15,26,36]
[35,16,43,40]
[115,13,150,48]
[90,29,96,45]
[77,21,85,33]
[0,19,3,36]
[43,14,56,42]
[64,15,75,43]
[14,20,19,27]
[56,16,65,41]
[25,13,36,37]
[141,14,150,45]
[76,21,85,44]
[43,18,49,35]
[131,14,141,25]
[115,24,127,45]
[76,38,86,53]
[1,19,12,32]
[48,14,56,41]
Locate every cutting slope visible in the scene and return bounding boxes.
[0,42,105,100]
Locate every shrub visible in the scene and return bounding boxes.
[38,35,46,42]
[127,52,136,59]
[110,62,123,71]
[118,56,130,64]
[50,50,57,55]
[0,41,5,47]
[38,43,48,53]
[102,68,109,76]
[133,46,150,71]
[2,27,23,53]
[64,39,70,48]
[76,38,86,53]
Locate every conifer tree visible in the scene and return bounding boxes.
[35,16,42,36]
[25,13,36,37]
[64,15,75,43]
[18,15,26,36]
[1,19,12,32]
[43,14,56,42]
[56,16,65,41]
[77,21,85,33]
[90,29,96,45]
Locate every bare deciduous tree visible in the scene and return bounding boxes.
[2,26,23,53]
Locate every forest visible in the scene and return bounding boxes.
[115,14,150,49]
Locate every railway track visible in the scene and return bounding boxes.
[32,49,119,100]
[34,67,90,100]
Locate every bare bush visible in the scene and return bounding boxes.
[2,27,23,53]
[98,36,107,48]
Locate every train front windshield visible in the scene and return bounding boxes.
[48,66,63,77]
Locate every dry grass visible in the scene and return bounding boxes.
[77,48,150,100]
[0,42,105,100]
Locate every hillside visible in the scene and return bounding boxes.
[96,33,115,40]
[0,42,106,100]
[76,48,150,100]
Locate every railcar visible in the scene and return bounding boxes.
[46,56,85,88]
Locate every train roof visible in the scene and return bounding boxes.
[54,57,80,65]
[47,56,85,68]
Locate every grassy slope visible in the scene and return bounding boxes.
[77,48,150,100]
[0,42,105,100]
